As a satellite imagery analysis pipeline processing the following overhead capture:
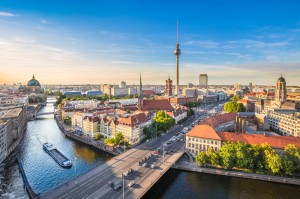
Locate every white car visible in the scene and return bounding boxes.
[151,164,155,169]
[142,163,147,167]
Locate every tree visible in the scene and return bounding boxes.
[206,147,220,167]
[249,144,265,172]
[234,142,251,168]
[115,132,125,145]
[218,142,236,169]
[224,96,246,113]
[196,151,208,166]
[282,144,300,176]
[104,138,116,146]
[154,111,175,131]
[94,133,102,140]
[265,152,282,175]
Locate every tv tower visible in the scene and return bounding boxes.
[173,21,181,95]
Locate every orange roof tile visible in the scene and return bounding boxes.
[200,113,237,128]
[187,125,222,140]
[218,132,300,149]
[141,99,173,111]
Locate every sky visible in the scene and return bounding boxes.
[0,0,300,86]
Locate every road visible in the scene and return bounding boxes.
[42,102,221,199]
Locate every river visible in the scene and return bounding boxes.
[1,100,299,199]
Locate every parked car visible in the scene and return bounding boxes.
[151,164,155,169]
[128,181,135,187]
[142,163,147,167]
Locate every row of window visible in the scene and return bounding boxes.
[188,143,218,152]
[188,137,218,145]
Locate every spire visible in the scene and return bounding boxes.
[32,74,35,79]
[176,20,179,44]
[139,73,143,98]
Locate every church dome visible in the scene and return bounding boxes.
[27,74,41,87]
[277,76,285,83]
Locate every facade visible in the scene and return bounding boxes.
[268,110,300,137]
[0,121,7,163]
[86,90,103,97]
[186,125,222,155]
[117,112,151,144]
[165,77,173,96]
[72,112,93,130]
[275,76,287,106]
[82,116,100,138]
[110,87,128,97]
[182,88,197,97]
[119,81,126,89]
[165,109,187,124]
[199,74,208,89]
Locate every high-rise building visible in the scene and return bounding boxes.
[249,82,253,92]
[119,81,126,88]
[173,22,181,95]
[199,74,208,89]
[165,77,173,96]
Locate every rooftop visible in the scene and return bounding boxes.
[217,132,300,149]
[199,112,237,128]
[1,108,23,119]
[186,125,222,140]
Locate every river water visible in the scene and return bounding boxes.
[1,100,300,199]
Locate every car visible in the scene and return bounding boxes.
[128,181,135,187]
[150,164,155,169]
[146,139,149,142]
[108,181,114,187]
[180,139,183,142]
[114,183,122,190]
[142,163,147,167]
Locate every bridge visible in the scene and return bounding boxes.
[41,117,195,199]
[35,112,55,116]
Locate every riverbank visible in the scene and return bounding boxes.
[173,157,300,186]
[54,115,118,156]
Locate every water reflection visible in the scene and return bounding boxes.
[1,102,112,197]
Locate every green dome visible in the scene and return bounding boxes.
[27,74,41,87]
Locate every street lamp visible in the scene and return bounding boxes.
[121,170,125,199]
[162,142,165,164]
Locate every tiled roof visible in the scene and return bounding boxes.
[165,109,186,117]
[200,113,237,128]
[83,116,100,123]
[186,125,222,140]
[143,90,155,95]
[218,132,300,149]
[142,99,173,111]
[119,112,148,127]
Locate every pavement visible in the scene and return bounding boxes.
[41,103,220,199]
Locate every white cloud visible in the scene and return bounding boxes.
[0,11,15,17]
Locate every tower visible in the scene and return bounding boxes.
[173,22,181,95]
[165,76,173,96]
[275,75,287,104]
[199,74,208,89]
[138,74,143,111]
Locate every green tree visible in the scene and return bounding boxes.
[94,133,102,140]
[265,152,282,175]
[115,132,125,145]
[218,142,236,169]
[196,151,208,166]
[249,144,265,172]
[154,111,175,131]
[234,142,251,168]
[282,144,300,176]
[206,147,220,167]
[104,138,116,146]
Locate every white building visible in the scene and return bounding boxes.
[0,121,7,164]
[267,109,300,137]
[110,87,128,97]
[119,81,126,89]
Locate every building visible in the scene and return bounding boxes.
[63,91,82,97]
[110,87,128,97]
[86,90,103,97]
[26,74,42,93]
[182,88,197,97]
[199,74,208,89]
[119,81,126,89]
[187,83,194,88]
[165,77,173,96]
[268,110,300,137]
[186,125,222,155]
[82,116,100,138]
[165,109,187,124]
[234,83,242,91]
[249,82,253,92]
[117,112,151,144]
[200,112,237,132]
[217,132,300,150]
[0,121,7,163]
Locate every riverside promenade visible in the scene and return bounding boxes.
[54,115,119,156]
[173,156,300,186]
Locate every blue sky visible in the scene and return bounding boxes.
[0,0,300,85]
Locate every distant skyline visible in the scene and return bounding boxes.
[0,0,300,86]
